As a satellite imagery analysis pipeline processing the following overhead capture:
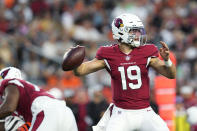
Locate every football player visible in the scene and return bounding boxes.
[73,13,176,131]
[0,67,78,131]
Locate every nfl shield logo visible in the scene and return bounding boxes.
[125,56,130,61]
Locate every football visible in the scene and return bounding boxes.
[62,46,85,71]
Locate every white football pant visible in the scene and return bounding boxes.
[29,96,78,131]
[106,105,169,131]
[92,103,114,131]
[93,104,169,131]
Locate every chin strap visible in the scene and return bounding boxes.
[128,34,143,47]
[132,40,140,47]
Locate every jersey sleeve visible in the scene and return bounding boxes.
[95,46,104,60]
[150,45,159,57]
[0,80,8,95]
[144,44,159,58]
[5,79,24,88]
[0,79,24,95]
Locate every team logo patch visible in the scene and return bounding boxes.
[114,18,124,29]
[1,68,10,79]
[125,56,131,61]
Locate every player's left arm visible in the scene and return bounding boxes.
[149,41,176,79]
[0,85,20,119]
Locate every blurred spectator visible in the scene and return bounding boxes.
[86,89,109,131]
[75,88,89,131]
[0,40,13,65]
[30,0,49,16]
[64,89,79,123]
[23,52,41,82]
[186,106,197,131]
[42,34,58,59]
[72,19,103,42]
[59,71,83,90]
[180,85,197,109]
[175,96,190,131]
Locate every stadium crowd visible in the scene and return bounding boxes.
[0,0,197,131]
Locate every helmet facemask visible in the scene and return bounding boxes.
[112,14,147,47]
[123,27,147,47]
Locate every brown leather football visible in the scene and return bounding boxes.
[62,46,85,71]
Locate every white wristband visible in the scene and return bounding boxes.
[164,59,172,67]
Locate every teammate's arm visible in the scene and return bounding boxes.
[73,58,106,76]
[149,41,176,79]
[0,85,19,119]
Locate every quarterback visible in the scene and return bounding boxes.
[73,13,176,131]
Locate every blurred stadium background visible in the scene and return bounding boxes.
[0,0,197,131]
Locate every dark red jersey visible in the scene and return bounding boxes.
[0,79,54,122]
[96,44,159,109]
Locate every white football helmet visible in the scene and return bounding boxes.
[0,67,22,80]
[111,13,146,47]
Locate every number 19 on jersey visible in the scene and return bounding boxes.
[118,65,142,90]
